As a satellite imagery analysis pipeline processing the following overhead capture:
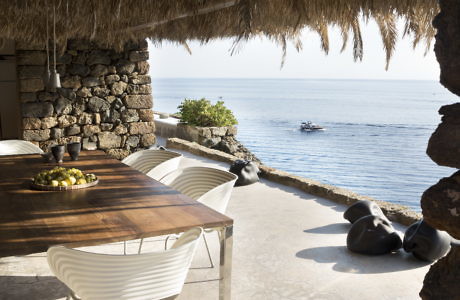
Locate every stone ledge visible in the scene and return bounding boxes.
[166,137,421,226]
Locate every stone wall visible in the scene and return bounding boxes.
[17,39,155,159]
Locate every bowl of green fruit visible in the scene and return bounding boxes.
[31,167,98,191]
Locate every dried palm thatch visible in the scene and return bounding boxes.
[0,0,438,68]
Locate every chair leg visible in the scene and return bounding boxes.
[202,234,214,268]
[123,241,127,255]
[138,238,144,254]
[164,235,173,250]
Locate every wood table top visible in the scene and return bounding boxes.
[0,150,233,257]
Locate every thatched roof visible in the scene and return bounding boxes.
[0,0,438,67]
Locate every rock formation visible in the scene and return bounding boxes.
[421,0,460,298]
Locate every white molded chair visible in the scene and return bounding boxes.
[122,149,182,180]
[47,227,203,300]
[0,139,44,155]
[139,167,237,267]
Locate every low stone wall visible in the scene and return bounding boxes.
[166,137,421,226]
[17,39,155,159]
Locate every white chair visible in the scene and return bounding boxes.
[47,227,203,300]
[0,139,43,155]
[122,149,182,180]
[139,167,237,267]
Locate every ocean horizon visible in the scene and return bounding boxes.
[151,77,458,211]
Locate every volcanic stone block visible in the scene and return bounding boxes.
[23,129,50,141]
[37,92,59,102]
[126,135,139,148]
[82,125,101,137]
[22,102,54,118]
[18,66,45,79]
[129,51,149,62]
[116,60,135,75]
[88,97,110,113]
[61,75,82,89]
[58,88,77,100]
[106,148,130,160]
[20,93,37,103]
[23,118,42,130]
[50,128,64,139]
[87,51,111,65]
[98,132,121,149]
[78,113,93,125]
[76,87,92,97]
[17,51,47,65]
[127,84,151,95]
[421,170,460,239]
[121,109,139,123]
[141,133,156,147]
[92,87,110,98]
[105,74,120,85]
[82,77,102,87]
[20,78,44,92]
[138,109,154,122]
[123,95,152,109]
[136,61,150,74]
[54,98,73,115]
[41,117,58,129]
[66,125,81,136]
[91,64,109,77]
[57,115,77,128]
[420,246,460,300]
[131,75,151,85]
[68,64,90,77]
[111,81,128,95]
[129,122,155,135]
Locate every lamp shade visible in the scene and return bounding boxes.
[49,70,61,90]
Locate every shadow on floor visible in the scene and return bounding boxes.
[296,245,430,274]
[304,223,350,234]
[0,276,68,300]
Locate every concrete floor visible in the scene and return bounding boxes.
[0,149,431,300]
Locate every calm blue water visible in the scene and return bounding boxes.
[152,78,458,211]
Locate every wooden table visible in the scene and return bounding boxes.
[0,150,233,299]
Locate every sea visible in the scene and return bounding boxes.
[151,78,458,211]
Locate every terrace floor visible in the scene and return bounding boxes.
[0,149,430,300]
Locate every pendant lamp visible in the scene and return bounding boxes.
[50,0,61,90]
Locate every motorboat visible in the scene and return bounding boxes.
[300,121,324,131]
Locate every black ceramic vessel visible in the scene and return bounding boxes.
[67,142,81,161]
[343,200,390,224]
[229,160,260,186]
[403,220,452,262]
[51,145,65,163]
[347,215,402,255]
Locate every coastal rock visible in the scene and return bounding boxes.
[420,246,460,300]
[421,170,460,239]
[427,103,460,168]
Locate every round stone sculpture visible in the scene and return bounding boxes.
[403,219,452,262]
[343,200,390,224]
[229,160,260,186]
[347,215,402,255]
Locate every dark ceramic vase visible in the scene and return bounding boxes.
[229,160,260,186]
[51,145,65,163]
[347,215,402,255]
[343,200,390,224]
[67,142,81,161]
[403,219,452,262]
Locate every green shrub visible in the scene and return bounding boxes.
[177,98,238,127]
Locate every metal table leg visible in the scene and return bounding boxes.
[219,225,233,300]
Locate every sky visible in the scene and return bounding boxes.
[148,19,440,81]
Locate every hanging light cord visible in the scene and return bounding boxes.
[53,0,57,72]
[45,0,50,73]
